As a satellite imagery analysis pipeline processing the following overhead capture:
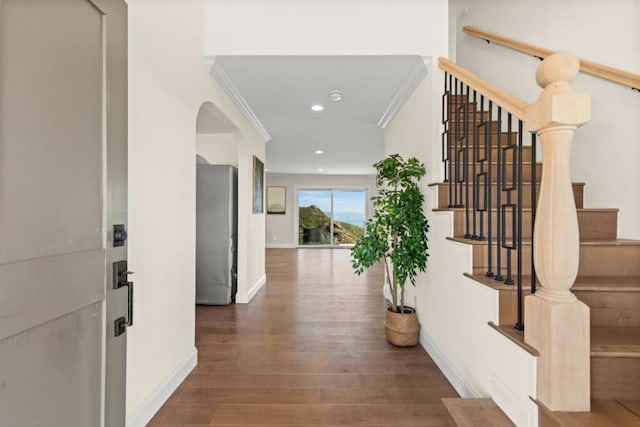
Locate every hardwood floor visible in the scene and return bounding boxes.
[148,248,458,426]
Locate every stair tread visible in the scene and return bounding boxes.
[591,327,640,358]
[448,236,640,246]
[464,273,640,292]
[488,322,539,356]
[434,207,619,213]
[536,399,640,427]
[572,276,640,291]
[489,323,640,358]
[429,181,585,187]
[442,398,515,427]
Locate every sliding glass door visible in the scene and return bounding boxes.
[297,189,366,246]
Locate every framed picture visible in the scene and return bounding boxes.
[253,155,264,213]
[267,186,286,214]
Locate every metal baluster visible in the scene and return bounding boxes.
[471,90,478,239]
[503,113,516,286]
[442,73,449,185]
[515,119,525,331]
[455,99,466,209]
[485,100,494,278]
[464,84,471,238]
[476,96,488,242]
[531,133,537,294]
[495,107,504,281]
[449,77,457,207]
[454,79,465,208]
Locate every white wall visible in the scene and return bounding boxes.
[127,0,265,423]
[265,174,375,247]
[385,70,538,426]
[450,0,640,238]
[204,0,449,56]
[196,133,238,166]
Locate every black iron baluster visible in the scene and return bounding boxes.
[485,100,494,277]
[494,107,504,281]
[464,84,471,238]
[475,98,488,242]
[471,90,478,240]
[449,77,457,207]
[455,99,466,209]
[453,79,466,208]
[515,119,525,331]
[531,133,537,295]
[502,113,516,286]
[442,73,450,185]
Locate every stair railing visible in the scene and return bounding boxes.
[463,25,640,91]
[440,57,536,330]
[440,53,593,411]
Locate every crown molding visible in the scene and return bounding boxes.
[205,56,271,142]
[377,56,431,129]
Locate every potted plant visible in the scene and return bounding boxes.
[351,154,429,346]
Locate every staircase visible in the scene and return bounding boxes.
[437,82,640,424]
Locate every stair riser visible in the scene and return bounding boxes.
[446,130,530,148]
[447,111,492,122]
[446,160,540,184]
[576,291,640,327]
[498,288,532,326]
[591,357,640,400]
[471,244,640,276]
[448,121,519,136]
[451,210,617,240]
[436,183,584,209]
[446,104,478,116]
[447,146,534,164]
[497,289,640,328]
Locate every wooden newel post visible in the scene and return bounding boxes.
[524,53,592,411]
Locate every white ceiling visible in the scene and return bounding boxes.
[213,56,426,175]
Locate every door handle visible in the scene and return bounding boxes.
[113,261,134,337]
[114,281,134,337]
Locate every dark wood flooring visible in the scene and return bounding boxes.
[147,248,458,426]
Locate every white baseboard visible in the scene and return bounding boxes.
[419,329,480,398]
[266,243,296,249]
[126,347,198,427]
[247,274,266,302]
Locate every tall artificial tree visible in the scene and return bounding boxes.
[351,154,430,314]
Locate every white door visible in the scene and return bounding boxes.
[0,1,128,426]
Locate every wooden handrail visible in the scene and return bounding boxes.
[438,57,528,120]
[463,26,640,91]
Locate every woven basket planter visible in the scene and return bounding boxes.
[384,307,420,347]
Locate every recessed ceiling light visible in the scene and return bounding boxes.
[315,150,324,154]
[329,91,343,102]
[317,168,324,172]
[311,104,324,112]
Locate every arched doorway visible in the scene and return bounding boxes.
[194,102,240,306]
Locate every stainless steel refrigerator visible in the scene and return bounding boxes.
[196,164,238,305]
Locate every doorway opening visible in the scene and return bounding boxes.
[195,102,239,306]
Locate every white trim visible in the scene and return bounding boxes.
[242,274,266,303]
[205,56,271,143]
[266,243,296,249]
[126,347,198,427]
[490,374,537,427]
[377,56,432,129]
[419,328,481,398]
